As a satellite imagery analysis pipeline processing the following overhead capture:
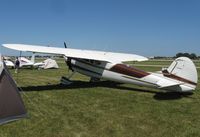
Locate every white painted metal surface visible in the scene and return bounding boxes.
[4,60,14,67]
[3,44,148,63]
[2,44,198,92]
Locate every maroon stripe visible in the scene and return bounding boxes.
[162,70,197,86]
[110,64,150,78]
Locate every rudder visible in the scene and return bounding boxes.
[166,57,198,87]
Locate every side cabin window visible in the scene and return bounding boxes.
[94,61,101,65]
[83,59,101,65]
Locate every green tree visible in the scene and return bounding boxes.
[190,53,197,59]
[175,52,197,59]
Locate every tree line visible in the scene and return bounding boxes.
[175,53,199,59]
[153,53,199,59]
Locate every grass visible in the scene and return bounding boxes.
[0,59,200,137]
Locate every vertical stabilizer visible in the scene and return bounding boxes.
[163,57,198,91]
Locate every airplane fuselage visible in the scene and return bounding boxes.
[68,58,196,92]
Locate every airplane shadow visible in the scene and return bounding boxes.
[20,80,193,100]
[153,92,193,100]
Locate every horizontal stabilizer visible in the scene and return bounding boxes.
[157,79,182,88]
[156,77,195,92]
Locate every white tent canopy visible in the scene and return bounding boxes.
[40,58,59,69]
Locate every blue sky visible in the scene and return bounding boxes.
[0,0,199,56]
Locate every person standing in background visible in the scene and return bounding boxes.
[15,57,20,73]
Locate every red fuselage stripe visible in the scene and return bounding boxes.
[110,64,150,78]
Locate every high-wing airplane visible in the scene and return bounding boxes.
[3,44,198,92]
[4,60,15,68]
[17,54,45,68]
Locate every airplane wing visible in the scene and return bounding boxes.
[2,44,148,63]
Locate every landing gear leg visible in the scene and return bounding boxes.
[60,71,76,85]
[68,71,75,79]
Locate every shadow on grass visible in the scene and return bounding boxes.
[153,92,193,100]
[20,80,193,100]
[20,80,155,93]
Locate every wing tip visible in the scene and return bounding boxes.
[2,44,28,51]
[2,44,16,48]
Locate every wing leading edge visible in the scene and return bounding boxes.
[3,44,148,63]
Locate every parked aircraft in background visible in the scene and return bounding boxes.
[17,55,59,69]
[1,55,47,69]
[17,54,45,68]
[0,56,15,68]
[3,44,198,92]
[4,60,15,68]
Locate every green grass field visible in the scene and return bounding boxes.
[0,59,200,137]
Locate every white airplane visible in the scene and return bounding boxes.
[4,60,15,68]
[1,56,15,68]
[3,44,198,92]
[17,55,45,68]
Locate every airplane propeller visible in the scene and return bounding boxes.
[63,42,73,71]
[64,42,67,48]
